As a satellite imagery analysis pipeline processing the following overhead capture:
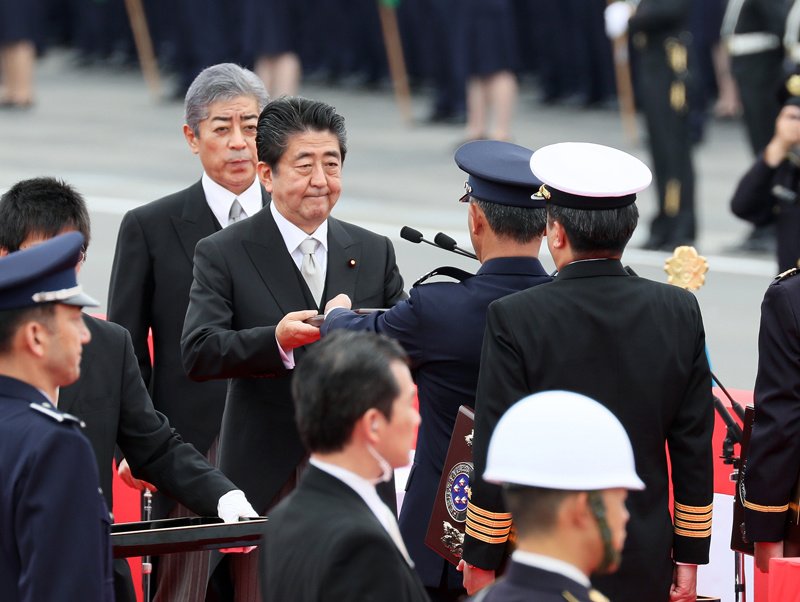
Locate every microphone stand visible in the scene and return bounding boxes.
[142,488,153,602]
[711,371,747,602]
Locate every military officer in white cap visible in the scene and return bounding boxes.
[0,231,113,600]
[468,390,645,602]
[462,143,714,602]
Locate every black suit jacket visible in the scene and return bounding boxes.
[59,315,236,514]
[744,269,800,541]
[261,465,428,602]
[463,259,714,602]
[108,180,268,456]
[181,206,406,513]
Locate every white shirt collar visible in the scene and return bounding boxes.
[270,202,329,272]
[309,457,396,530]
[511,550,591,588]
[201,172,262,227]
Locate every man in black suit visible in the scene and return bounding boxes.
[108,63,269,499]
[182,96,406,600]
[261,330,427,602]
[0,178,257,602]
[467,391,644,602]
[461,143,714,602]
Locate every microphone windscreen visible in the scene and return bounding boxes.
[434,232,458,250]
[400,226,423,243]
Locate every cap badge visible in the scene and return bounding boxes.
[788,74,800,98]
[534,184,551,200]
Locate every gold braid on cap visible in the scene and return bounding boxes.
[535,184,551,200]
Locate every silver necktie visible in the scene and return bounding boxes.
[299,238,324,305]
[228,198,244,224]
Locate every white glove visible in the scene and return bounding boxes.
[605,1,633,39]
[217,490,259,554]
[217,489,258,523]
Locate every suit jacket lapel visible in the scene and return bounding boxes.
[172,180,221,265]
[324,218,361,305]
[242,209,314,315]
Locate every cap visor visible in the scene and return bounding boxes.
[61,291,99,308]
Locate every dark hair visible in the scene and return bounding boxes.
[502,486,574,535]
[471,198,546,243]
[547,203,639,255]
[0,178,91,253]
[0,304,56,354]
[292,330,408,453]
[256,97,347,168]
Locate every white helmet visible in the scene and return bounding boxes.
[483,390,645,491]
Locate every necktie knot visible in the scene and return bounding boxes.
[228,198,244,224]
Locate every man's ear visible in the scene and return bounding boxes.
[468,202,484,236]
[183,124,200,155]
[19,321,48,358]
[360,408,383,444]
[258,162,274,193]
[548,219,567,249]
[0,247,9,258]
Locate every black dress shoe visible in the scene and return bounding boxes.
[0,99,33,110]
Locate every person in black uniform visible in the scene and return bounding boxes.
[0,232,113,601]
[722,0,787,253]
[0,177,258,602]
[730,74,800,272]
[318,139,551,601]
[466,391,645,602]
[619,0,697,250]
[743,266,800,572]
[261,331,427,602]
[461,142,715,602]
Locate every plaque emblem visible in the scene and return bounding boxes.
[445,462,473,522]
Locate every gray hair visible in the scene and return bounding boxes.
[184,63,269,135]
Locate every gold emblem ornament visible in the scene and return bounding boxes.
[666,39,688,73]
[664,246,708,291]
[787,74,800,98]
[536,184,551,200]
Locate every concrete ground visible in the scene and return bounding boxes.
[0,50,771,391]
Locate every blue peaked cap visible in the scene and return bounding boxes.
[0,231,98,311]
[454,140,545,208]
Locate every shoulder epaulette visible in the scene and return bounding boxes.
[29,402,85,427]
[413,266,475,287]
[775,267,799,282]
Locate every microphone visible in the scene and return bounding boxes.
[434,232,478,260]
[400,226,440,251]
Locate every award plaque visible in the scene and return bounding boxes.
[425,405,475,565]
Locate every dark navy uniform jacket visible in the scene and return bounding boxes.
[322,256,551,588]
[744,268,800,541]
[468,561,603,602]
[0,375,114,601]
[730,157,800,272]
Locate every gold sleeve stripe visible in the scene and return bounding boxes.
[465,520,512,537]
[465,525,509,545]
[742,499,789,513]
[674,501,713,513]
[674,510,712,521]
[468,504,513,521]
[466,508,513,528]
[674,518,712,530]
[674,526,712,538]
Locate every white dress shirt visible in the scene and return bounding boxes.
[202,172,263,227]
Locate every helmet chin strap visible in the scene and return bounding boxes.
[587,491,620,574]
[366,444,393,484]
